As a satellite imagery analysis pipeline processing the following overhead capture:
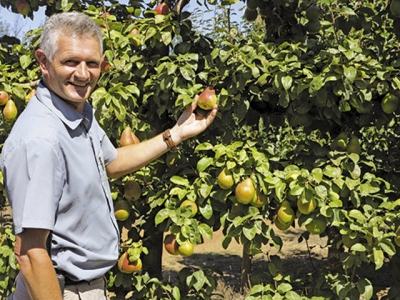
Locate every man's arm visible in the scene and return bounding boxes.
[106,97,218,179]
[15,228,63,300]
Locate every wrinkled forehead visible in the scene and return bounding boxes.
[53,35,102,60]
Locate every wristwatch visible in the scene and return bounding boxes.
[163,129,178,152]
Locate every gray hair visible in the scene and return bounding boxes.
[40,11,103,61]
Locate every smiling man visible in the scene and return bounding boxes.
[1,11,218,300]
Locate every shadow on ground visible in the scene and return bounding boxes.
[162,250,326,291]
[162,251,395,299]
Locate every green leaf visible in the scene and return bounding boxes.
[155,208,171,225]
[161,31,172,45]
[180,65,195,81]
[222,235,232,249]
[285,291,302,300]
[323,165,342,178]
[243,225,257,241]
[380,239,396,256]
[348,209,366,222]
[281,75,293,91]
[274,180,286,201]
[125,85,140,97]
[197,157,213,172]
[172,286,181,300]
[310,74,323,92]
[249,284,265,294]
[373,247,384,269]
[380,198,400,210]
[169,187,184,196]
[12,85,25,100]
[311,168,323,183]
[198,223,213,239]
[19,55,31,69]
[315,185,328,199]
[91,87,108,107]
[170,176,189,186]
[277,282,293,293]
[145,27,157,40]
[289,185,304,196]
[340,7,357,15]
[357,278,373,300]
[195,142,214,152]
[343,65,357,83]
[351,243,366,252]
[193,270,206,291]
[360,182,381,196]
[111,97,126,121]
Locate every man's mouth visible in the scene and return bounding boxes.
[70,82,89,88]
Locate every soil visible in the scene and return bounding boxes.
[1,205,392,299]
[161,221,328,298]
[161,221,391,299]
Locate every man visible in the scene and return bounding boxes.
[0,11,217,300]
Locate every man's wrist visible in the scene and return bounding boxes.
[163,129,178,152]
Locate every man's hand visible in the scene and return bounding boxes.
[170,95,218,144]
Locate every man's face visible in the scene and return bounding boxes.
[37,35,103,113]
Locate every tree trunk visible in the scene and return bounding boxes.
[142,229,164,279]
[326,226,344,272]
[241,243,252,291]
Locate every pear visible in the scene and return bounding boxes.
[235,177,256,205]
[391,0,400,17]
[297,193,317,215]
[16,0,30,16]
[3,99,18,120]
[120,126,140,147]
[346,135,361,154]
[0,90,9,105]
[118,252,142,273]
[198,87,217,111]
[155,3,169,15]
[277,200,295,224]
[381,93,399,114]
[331,132,348,151]
[217,168,234,190]
[124,180,142,201]
[164,234,180,255]
[114,200,130,221]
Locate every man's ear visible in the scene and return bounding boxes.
[100,54,108,72]
[35,49,49,75]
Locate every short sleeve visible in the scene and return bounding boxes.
[101,133,117,166]
[2,138,64,234]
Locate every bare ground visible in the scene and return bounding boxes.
[161,222,391,299]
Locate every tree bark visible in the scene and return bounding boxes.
[241,243,252,291]
[142,229,164,279]
[326,226,344,272]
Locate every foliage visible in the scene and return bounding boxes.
[2,0,400,299]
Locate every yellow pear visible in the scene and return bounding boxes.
[235,177,256,205]
[3,99,17,120]
[217,168,234,190]
[277,200,295,224]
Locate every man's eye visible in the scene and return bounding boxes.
[88,62,100,68]
[64,60,78,66]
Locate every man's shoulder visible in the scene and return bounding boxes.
[11,97,60,132]
[1,100,61,160]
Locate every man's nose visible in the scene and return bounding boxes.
[75,62,89,79]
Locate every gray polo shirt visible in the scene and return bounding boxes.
[0,82,120,282]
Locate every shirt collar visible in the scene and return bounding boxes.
[35,81,93,131]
